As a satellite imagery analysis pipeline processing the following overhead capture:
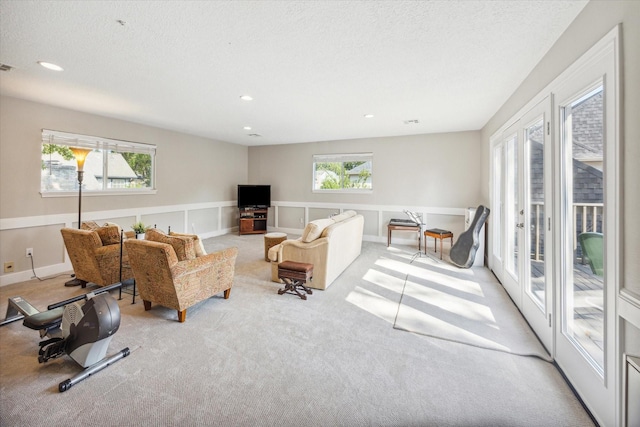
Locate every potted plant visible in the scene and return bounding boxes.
[131,221,148,239]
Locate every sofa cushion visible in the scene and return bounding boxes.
[145,228,196,261]
[301,218,334,243]
[330,210,356,223]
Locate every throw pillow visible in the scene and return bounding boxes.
[81,221,100,231]
[95,225,121,246]
[330,212,350,223]
[170,232,207,257]
[301,218,334,243]
[146,228,196,261]
[103,221,123,234]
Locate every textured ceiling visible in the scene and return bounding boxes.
[0,0,588,146]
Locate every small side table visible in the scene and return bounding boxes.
[424,228,454,259]
[264,232,287,261]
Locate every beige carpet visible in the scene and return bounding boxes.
[392,253,552,361]
[0,234,592,426]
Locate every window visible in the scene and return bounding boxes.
[312,153,372,192]
[41,129,156,195]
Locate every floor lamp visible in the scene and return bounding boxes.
[64,147,92,287]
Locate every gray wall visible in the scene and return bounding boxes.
[0,96,248,276]
[0,96,248,218]
[248,131,482,208]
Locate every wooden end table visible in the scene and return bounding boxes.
[424,228,454,259]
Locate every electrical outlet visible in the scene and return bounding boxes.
[3,262,14,273]
[26,248,33,257]
[299,218,304,224]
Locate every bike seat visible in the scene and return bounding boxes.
[23,307,64,331]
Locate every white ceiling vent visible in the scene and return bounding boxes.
[0,64,13,72]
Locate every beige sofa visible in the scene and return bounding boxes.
[268,210,364,290]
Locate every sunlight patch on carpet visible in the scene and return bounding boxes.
[362,269,406,294]
[346,286,398,325]
[392,262,552,361]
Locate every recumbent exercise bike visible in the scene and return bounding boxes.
[3,282,129,392]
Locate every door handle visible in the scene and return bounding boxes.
[516,223,524,229]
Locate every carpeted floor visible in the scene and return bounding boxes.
[0,234,593,426]
[392,253,551,361]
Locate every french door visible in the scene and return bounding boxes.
[491,98,553,352]
[491,28,619,425]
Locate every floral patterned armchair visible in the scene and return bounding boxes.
[60,224,134,288]
[124,231,237,323]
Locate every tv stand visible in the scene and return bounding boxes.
[239,208,268,235]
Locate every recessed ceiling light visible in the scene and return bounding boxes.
[243,126,252,130]
[38,61,64,71]
[364,114,374,119]
[240,95,253,101]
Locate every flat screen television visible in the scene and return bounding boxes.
[237,185,271,208]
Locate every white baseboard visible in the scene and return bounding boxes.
[0,261,73,288]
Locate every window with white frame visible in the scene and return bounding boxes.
[41,129,156,195]
[312,153,372,192]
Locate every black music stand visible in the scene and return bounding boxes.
[403,210,425,261]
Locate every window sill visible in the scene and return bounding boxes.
[312,189,372,194]
[40,189,157,198]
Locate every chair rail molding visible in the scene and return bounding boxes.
[1,200,468,287]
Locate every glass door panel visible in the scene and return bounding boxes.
[526,119,546,309]
[561,84,605,372]
[520,99,552,352]
[505,133,519,281]
[499,126,522,307]
[492,144,503,267]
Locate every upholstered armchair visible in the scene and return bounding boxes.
[124,232,237,323]
[60,226,134,288]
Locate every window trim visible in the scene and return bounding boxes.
[40,129,157,196]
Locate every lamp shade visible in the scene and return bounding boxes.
[70,147,92,171]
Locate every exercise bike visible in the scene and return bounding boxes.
[3,282,130,392]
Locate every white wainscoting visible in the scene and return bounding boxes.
[0,201,468,287]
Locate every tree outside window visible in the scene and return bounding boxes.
[313,154,372,192]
